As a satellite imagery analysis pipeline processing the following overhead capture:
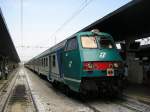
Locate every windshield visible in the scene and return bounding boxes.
[81,35,115,49]
[81,36,97,48]
[99,38,114,49]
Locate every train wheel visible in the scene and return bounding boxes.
[64,86,71,96]
[52,80,59,88]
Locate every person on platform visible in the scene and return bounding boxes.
[123,63,128,88]
[4,65,8,80]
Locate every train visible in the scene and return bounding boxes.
[25,30,124,95]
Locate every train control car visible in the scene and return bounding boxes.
[25,30,124,95]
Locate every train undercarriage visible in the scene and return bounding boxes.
[80,76,124,96]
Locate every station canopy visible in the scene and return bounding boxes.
[79,0,150,41]
[0,9,20,63]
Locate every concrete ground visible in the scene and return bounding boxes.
[1,67,150,112]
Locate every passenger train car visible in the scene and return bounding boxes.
[26,30,124,95]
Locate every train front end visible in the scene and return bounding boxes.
[78,31,124,95]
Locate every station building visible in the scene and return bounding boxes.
[0,8,20,76]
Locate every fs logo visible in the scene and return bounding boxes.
[99,52,106,58]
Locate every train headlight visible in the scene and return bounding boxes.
[83,62,94,71]
[88,63,93,69]
[114,63,119,68]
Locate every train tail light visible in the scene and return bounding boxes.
[83,61,113,71]
[93,62,113,70]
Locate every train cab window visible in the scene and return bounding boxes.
[81,36,97,48]
[65,38,78,51]
[99,38,114,49]
[52,55,56,67]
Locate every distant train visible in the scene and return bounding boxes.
[25,30,124,95]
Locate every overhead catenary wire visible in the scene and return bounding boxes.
[50,0,94,38]
[20,0,23,47]
[19,0,94,60]
[35,0,94,46]
[20,0,23,61]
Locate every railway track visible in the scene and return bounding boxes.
[50,82,150,112]
[0,70,18,112]
[81,93,150,112]
[117,96,150,112]
[0,68,37,112]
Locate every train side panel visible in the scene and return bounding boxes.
[62,37,81,91]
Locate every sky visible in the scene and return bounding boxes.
[0,0,131,61]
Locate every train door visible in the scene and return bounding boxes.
[48,55,51,80]
[50,53,60,80]
[49,55,51,71]
[62,37,81,81]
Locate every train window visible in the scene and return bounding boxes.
[44,58,45,67]
[99,38,114,49]
[39,59,40,65]
[45,58,47,67]
[45,58,47,66]
[52,55,56,67]
[41,59,42,66]
[47,58,48,66]
[44,58,46,67]
[43,58,45,67]
[81,36,97,48]
[46,58,48,66]
[42,58,43,66]
[65,38,78,51]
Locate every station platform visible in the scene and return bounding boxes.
[124,83,150,105]
[0,69,18,90]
